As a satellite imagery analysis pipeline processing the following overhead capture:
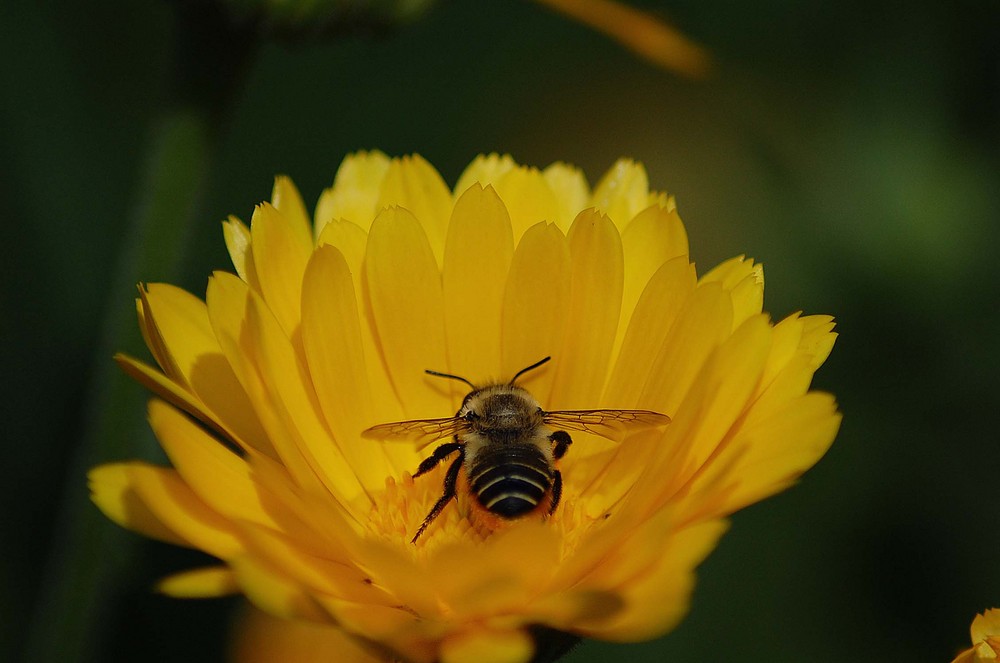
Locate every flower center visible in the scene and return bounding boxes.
[364,461,609,557]
[366,467,477,549]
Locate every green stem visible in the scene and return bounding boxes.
[22,5,256,662]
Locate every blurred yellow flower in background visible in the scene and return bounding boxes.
[90,152,839,662]
[534,0,711,77]
[952,610,1000,663]
[216,0,711,77]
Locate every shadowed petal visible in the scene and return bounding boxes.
[494,166,565,239]
[90,462,243,558]
[376,155,452,264]
[543,161,590,224]
[549,210,624,409]
[590,159,651,230]
[314,150,390,237]
[250,202,312,335]
[157,566,238,598]
[700,256,765,331]
[440,628,533,663]
[230,607,388,663]
[301,245,403,486]
[500,222,571,401]
[365,206,449,417]
[454,153,517,195]
[443,184,514,388]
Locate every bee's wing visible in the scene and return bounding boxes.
[542,409,671,442]
[361,416,468,450]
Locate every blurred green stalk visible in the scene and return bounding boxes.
[23,4,257,661]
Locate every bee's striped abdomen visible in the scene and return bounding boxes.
[468,444,551,518]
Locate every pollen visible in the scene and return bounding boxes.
[367,468,480,549]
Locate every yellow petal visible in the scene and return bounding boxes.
[250,202,312,335]
[710,392,841,514]
[613,203,690,364]
[271,175,313,249]
[351,539,442,616]
[140,284,272,454]
[364,206,448,417]
[603,257,696,406]
[314,149,391,237]
[237,524,390,603]
[231,555,330,622]
[454,153,517,195]
[579,519,728,641]
[316,219,368,293]
[89,463,189,547]
[636,282,733,415]
[115,353,276,460]
[92,462,243,558]
[755,314,836,405]
[757,313,805,392]
[971,609,1000,643]
[569,507,679,592]
[376,155,452,265]
[590,158,651,229]
[494,165,564,239]
[651,315,774,507]
[205,272,327,497]
[548,210,624,409]
[543,161,590,222]
[129,463,245,558]
[245,450,367,557]
[116,354,221,439]
[244,294,369,505]
[139,283,212,385]
[524,588,624,632]
[318,597,437,663]
[500,222,571,401]
[315,219,403,426]
[799,314,838,369]
[440,628,533,663]
[613,286,738,514]
[156,566,238,598]
[223,215,253,283]
[428,522,560,618]
[700,256,764,330]
[230,607,388,663]
[135,287,173,378]
[443,184,514,387]
[301,245,399,487]
[149,399,322,548]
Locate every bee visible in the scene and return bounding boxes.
[362,357,671,542]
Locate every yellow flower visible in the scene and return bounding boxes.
[90,151,840,663]
[953,610,1000,663]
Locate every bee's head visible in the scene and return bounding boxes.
[459,385,542,430]
[425,357,551,427]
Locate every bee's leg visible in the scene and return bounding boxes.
[550,430,572,460]
[548,469,563,516]
[412,449,464,543]
[413,441,463,478]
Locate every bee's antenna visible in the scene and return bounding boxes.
[509,356,551,384]
[425,368,476,390]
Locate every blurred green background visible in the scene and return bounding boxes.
[2,0,998,661]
